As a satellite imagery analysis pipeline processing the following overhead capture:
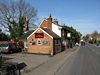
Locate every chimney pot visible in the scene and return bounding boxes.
[53,18,58,24]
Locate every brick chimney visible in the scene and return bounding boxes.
[53,18,58,25]
[40,14,52,30]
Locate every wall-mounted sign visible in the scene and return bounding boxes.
[35,33,44,38]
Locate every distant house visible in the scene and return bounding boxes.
[97,35,100,41]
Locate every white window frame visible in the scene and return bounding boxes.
[37,40,42,45]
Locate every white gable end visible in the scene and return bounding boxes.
[27,28,53,39]
[52,23,62,37]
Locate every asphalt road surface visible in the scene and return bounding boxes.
[56,44,100,75]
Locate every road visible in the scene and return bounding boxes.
[56,44,100,75]
[22,47,79,75]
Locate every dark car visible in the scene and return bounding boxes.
[0,43,21,53]
[96,43,100,46]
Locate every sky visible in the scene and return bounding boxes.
[1,0,99,35]
[26,0,100,35]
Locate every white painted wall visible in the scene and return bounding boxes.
[52,23,62,37]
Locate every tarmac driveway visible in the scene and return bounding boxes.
[2,53,50,73]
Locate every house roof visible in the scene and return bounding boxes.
[52,22,61,27]
[41,28,60,38]
[27,28,61,39]
[19,30,34,40]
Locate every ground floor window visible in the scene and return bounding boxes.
[29,41,36,45]
[42,41,50,46]
[37,40,42,45]
[32,41,36,45]
[29,40,50,46]
[55,40,60,45]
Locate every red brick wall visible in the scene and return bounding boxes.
[27,29,53,54]
[40,18,52,30]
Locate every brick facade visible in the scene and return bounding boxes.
[27,29,53,54]
[40,16,52,30]
[27,15,62,55]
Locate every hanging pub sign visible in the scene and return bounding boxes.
[67,32,71,38]
[35,33,44,38]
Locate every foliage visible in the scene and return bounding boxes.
[0,0,37,39]
[63,25,82,44]
[83,30,100,44]
[0,29,10,41]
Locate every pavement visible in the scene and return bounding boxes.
[2,47,79,75]
[2,53,50,73]
[56,43,100,75]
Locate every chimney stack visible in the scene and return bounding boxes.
[53,18,58,25]
[40,14,52,30]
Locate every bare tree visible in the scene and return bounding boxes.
[0,0,37,39]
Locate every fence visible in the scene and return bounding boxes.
[0,63,20,75]
[0,62,26,75]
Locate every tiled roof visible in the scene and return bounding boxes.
[19,30,34,40]
[41,28,61,38]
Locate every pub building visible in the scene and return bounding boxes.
[26,15,62,55]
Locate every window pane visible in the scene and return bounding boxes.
[32,41,36,45]
[29,41,36,45]
[55,40,60,45]
[37,40,42,45]
[42,41,50,46]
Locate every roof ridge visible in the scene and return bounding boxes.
[41,28,60,38]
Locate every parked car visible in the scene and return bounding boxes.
[96,43,100,46]
[0,43,21,53]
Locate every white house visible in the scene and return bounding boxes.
[52,23,62,37]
